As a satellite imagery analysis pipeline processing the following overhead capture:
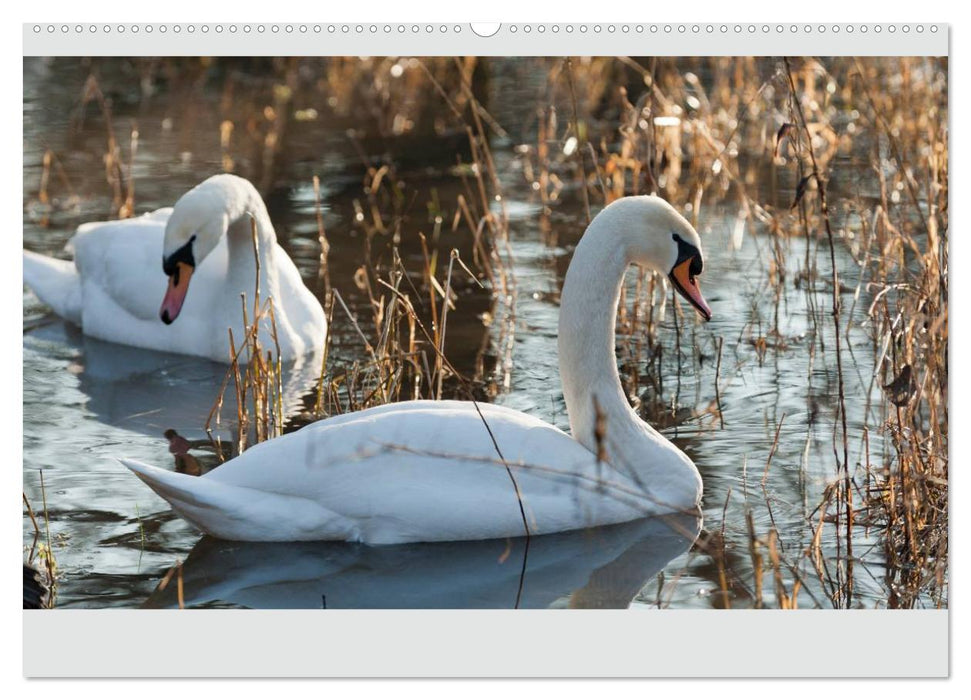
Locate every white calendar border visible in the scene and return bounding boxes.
[22,22,948,56]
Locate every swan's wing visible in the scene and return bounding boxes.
[127,401,660,544]
[72,209,172,322]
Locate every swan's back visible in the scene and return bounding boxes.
[67,208,231,355]
[55,207,239,358]
[127,400,666,544]
[72,209,173,323]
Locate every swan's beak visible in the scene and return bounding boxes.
[160,262,194,325]
[669,259,712,321]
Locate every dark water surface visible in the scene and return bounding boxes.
[24,57,892,608]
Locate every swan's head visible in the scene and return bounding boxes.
[158,177,239,324]
[607,196,712,321]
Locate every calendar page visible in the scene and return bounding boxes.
[19,17,949,679]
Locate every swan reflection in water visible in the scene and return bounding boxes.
[143,513,701,609]
[23,320,322,443]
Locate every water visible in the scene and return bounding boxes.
[23,57,894,608]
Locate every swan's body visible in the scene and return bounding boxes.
[126,401,697,543]
[23,175,326,362]
[125,196,713,544]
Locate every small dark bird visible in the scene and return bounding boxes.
[164,429,203,476]
[883,364,916,407]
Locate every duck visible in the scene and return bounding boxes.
[23,174,327,363]
[123,195,713,544]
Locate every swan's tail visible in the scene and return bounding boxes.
[23,250,82,325]
[121,458,356,542]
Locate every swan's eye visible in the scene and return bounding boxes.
[672,232,703,278]
[162,234,197,276]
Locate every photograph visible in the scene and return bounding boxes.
[22,53,948,612]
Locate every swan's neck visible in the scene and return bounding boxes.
[557,219,670,473]
[224,191,278,299]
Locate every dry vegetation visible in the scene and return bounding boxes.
[24,55,947,608]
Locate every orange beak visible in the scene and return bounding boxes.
[159,262,194,325]
[669,258,712,321]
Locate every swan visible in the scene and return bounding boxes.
[123,195,713,544]
[22,174,326,362]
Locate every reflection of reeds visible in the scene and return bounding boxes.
[155,559,185,610]
[74,75,138,218]
[310,59,517,412]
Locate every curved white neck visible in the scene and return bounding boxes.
[556,216,676,478]
[224,189,278,299]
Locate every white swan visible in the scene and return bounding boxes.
[123,196,713,544]
[23,174,326,362]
